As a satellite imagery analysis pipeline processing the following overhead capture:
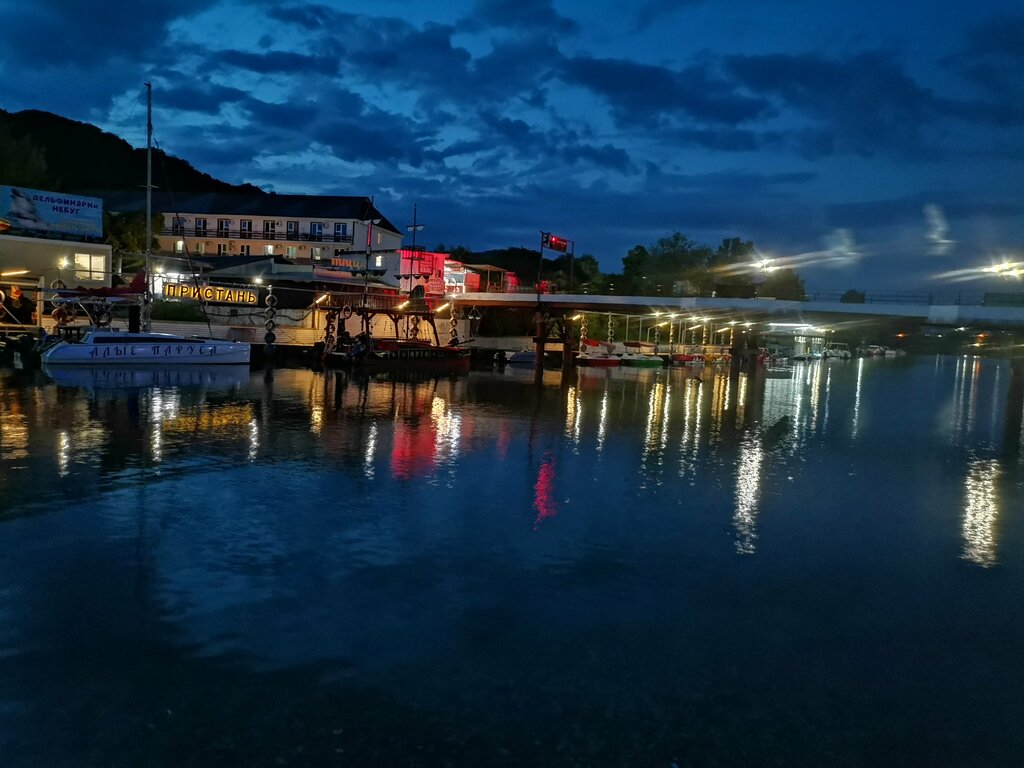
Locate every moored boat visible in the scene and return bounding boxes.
[620,342,664,368]
[327,335,470,372]
[575,339,620,367]
[41,329,251,365]
[670,345,706,366]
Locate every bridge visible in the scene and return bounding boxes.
[450,291,1024,329]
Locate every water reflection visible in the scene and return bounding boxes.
[734,432,764,554]
[5,356,1024,766]
[961,456,1000,567]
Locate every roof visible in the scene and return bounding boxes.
[90,191,401,235]
[461,263,510,273]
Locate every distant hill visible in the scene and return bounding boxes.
[0,108,262,197]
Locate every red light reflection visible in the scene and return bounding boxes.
[533,451,558,529]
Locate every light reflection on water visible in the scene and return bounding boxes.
[0,357,1023,766]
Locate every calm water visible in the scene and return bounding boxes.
[1,357,1023,767]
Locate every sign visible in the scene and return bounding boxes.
[0,186,103,238]
[541,232,569,252]
[163,283,258,305]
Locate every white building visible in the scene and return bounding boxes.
[101,191,402,270]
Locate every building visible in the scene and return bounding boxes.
[100,191,402,267]
[1,185,111,327]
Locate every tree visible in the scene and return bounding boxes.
[0,125,49,187]
[841,289,866,303]
[621,245,650,294]
[104,210,162,273]
[759,269,806,301]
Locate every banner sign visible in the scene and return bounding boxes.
[163,283,258,305]
[0,186,103,238]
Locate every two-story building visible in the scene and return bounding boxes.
[101,191,402,267]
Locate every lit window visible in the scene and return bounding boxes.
[73,253,104,281]
[375,255,383,267]
[196,242,205,255]
[311,247,322,260]
[264,245,274,255]
[286,246,297,257]
[175,240,184,253]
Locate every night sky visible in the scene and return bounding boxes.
[2,0,1021,290]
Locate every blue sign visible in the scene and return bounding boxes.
[0,186,103,238]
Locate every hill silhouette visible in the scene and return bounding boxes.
[0,108,262,196]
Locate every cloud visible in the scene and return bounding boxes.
[631,0,708,31]
[208,49,342,76]
[924,204,955,256]
[725,51,947,157]
[0,0,217,67]
[461,0,578,33]
[560,55,773,127]
[942,14,1024,126]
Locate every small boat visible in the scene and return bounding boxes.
[576,339,621,367]
[670,345,706,366]
[41,329,251,365]
[327,335,470,372]
[620,341,664,368]
[507,350,536,365]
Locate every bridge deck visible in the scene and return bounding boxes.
[449,293,1024,328]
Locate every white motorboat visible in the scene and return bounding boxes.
[41,329,251,366]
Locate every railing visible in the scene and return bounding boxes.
[163,229,354,243]
[500,286,1014,307]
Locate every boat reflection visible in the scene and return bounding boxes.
[42,364,251,391]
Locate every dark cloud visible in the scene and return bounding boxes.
[561,55,773,127]
[209,49,342,76]
[632,0,708,31]
[461,0,578,34]
[0,0,216,67]
[266,3,337,30]
[942,14,1024,126]
[725,51,946,157]
[156,82,252,116]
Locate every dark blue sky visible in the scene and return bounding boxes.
[1,0,1021,289]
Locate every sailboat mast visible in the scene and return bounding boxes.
[144,81,153,331]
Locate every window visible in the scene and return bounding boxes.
[240,219,252,236]
[175,240,184,253]
[311,247,322,260]
[74,253,104,281]
[286,246,297,257]
[376,231,382,245]
[334,222,348,240]
[375,255,383,267]
[240,245,251,256]
[195,217,207,236]
[217,219,230,237]
[310,222,323,241]
[217,243,228,255]
[264,245,274,256]
[286,220,298,237]
[196,242,206,255]
[172,217,186,235]
[263,220,276,239]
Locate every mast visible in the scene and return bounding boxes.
[143,81,153,331]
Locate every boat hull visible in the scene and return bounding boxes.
[41,334,251,365]
[327,341,471,372]
[576,354,621,367]
[620,355,664,368]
